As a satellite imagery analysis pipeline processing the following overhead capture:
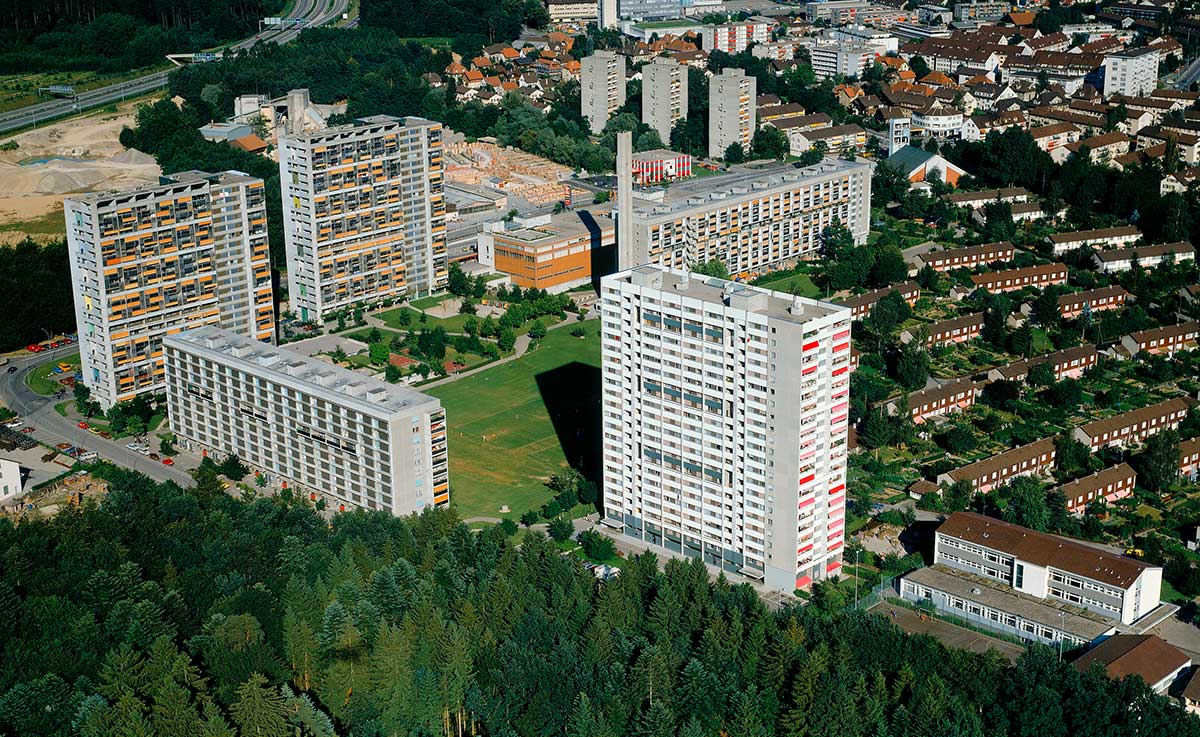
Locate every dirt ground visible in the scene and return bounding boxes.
[868,600,1026,664]
[0,98,162,242]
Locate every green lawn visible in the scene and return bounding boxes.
[377,306,473,333]
[754,272,820,297]
[428,323,601,519]
[25,352,79,396]
[410,292,450,310]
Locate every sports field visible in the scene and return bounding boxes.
[427,323,601,519]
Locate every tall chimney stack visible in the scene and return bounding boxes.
[616,130,636,271]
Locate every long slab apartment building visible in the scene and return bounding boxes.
[600,265,853,592]
[65,170,274,409]
[279,115,447,323]
[619,157,871,279]
[901,512,1163,648]
[163,326,448,516]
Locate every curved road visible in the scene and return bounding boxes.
[0,348,193,485]
[0,0,350,135]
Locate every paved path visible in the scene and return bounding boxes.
[0,348,194,486]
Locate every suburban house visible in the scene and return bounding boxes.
[1092,241,1195,273]
[1072,397,1190,451]
[887,378,982,424]
[885,145,967,185]
[964,262,1068,295]
[1056,463,1137,514]
[1181,437,1200,481]
[1057,285,1130,319]
[944,188,1031,210]
[988,344,1099,383]
[909,241,1015,273]
[937,438,1056,493]
[1119,322,1199,356]
[1047,226,1142,256]
[901,312,985,346]
[836,282,921,320]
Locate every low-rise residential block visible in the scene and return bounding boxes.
[910,241,1015,274]
[967,263,1068,294]
[1057,463,1137,514]
[988,344,1099,383]
[1047,226,1142,256]
[836,282,920,320]
[1119,322,1199,356]
[901,312,984,346]
[937,438,1056,493]
[1057,286,1130,319]
[1072,398,1190,451]
[888,378,981,424]
[1092,241,1195,273]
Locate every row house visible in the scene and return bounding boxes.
[965,262,1068,295]
[886,378,982,424]
[791,124,869,154]
[1181,437,1200,481]
[1004,52,1103,94]
[1047,225,1141,256]
[1057,464,1137,514]
[1057,285,1130,319]
[937,438,1056,493]
[1093,241,1195,273]
[1027,106,1106,137]
[900,312,984,346]
[988,344,1099,383]
[836,281,921,320]
[902,242,1017,274]
[1073,397,1190,450]
[1112,94,1180,124]
[1120,322,1199,356]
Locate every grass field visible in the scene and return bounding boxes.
[754,272,820,297]
[378,307,473,333]
[428,323,601,519]
[0,207,66,237]
[26,352,79,396]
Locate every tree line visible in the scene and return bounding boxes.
[0,238,75,352]
[1,464,1199,736]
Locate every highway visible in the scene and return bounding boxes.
[0,347,195,485]
[0,0,350,135]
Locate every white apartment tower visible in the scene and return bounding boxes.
[1102,47,1160,98]
[709,68,756,159]
[279,115,446,323]
[642,58,689,146]
[65,170,274,409]
[582,50,628,134]
[163,326,449,516]
[600,265,852,591]
[622,158,872,276]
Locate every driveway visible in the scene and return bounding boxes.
[0,347,194,486]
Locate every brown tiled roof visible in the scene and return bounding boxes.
[995,344,1097,380]
[925,311,984,336]
[1056,285,1129,307]
[1031,122,1079,139]
[1094,241,1195,262]
[944,439,1055,487]
[920,241,1014,261]
[1055,463,1136,499]
[904,377,981,408]
[1077,397,1190,440]
[969,262,1068,288]
[1048,226,1141,244]
[1072,635,1189,684]
[836,282,920,310]
[1127,321,1199,345]
[1183,667,1200,703]
[938,511,1150,588]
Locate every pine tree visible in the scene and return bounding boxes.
[283,608,320,692]
[230,674,289,737]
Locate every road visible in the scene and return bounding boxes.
[0,0,349,135]
[1174,55,1200,91]
[0,347,194,485]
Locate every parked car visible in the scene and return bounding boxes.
[4,420,22,429]
[88,427,101,435]
[162,458,175,466]
[78,451,98,462]
[149,453,160,461]
[6,365,16,374]
[20,427,34,434]
[98,431,112,439]
[77,422,88,429]
[55,442,71,450]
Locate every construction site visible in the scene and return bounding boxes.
[445,138,572,208]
